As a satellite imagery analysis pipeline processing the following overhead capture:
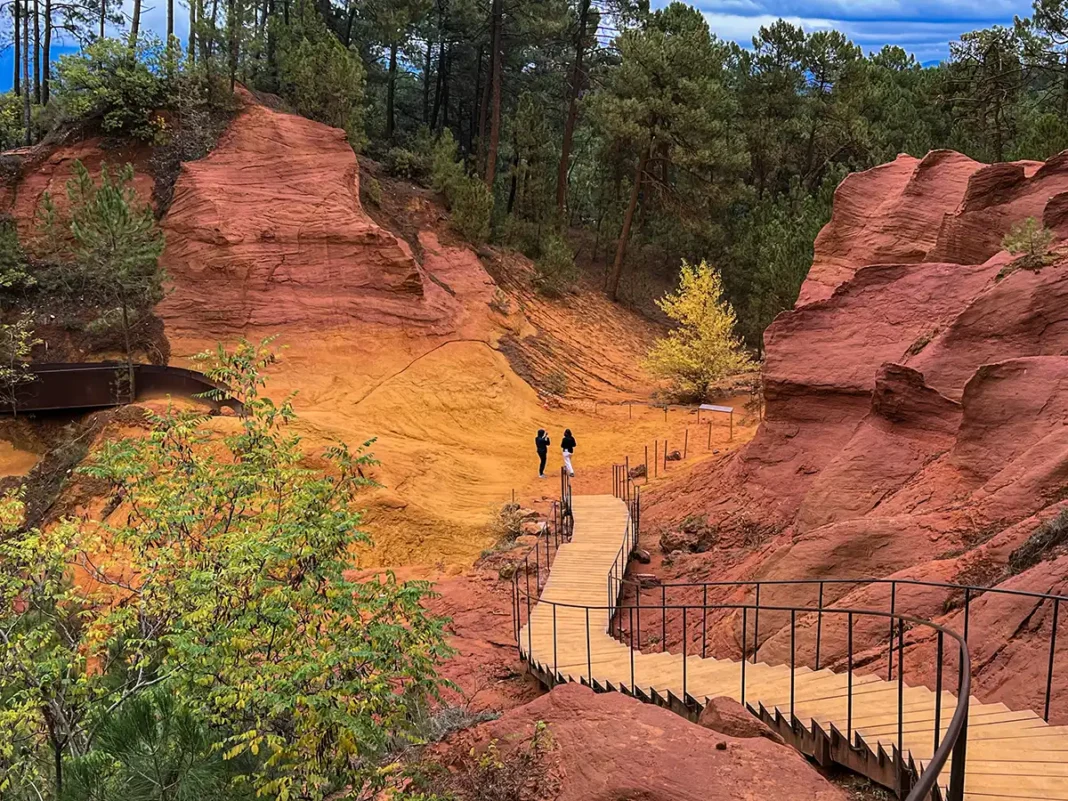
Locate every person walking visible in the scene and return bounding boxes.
[535,429,550,478]
[561,428,576,477]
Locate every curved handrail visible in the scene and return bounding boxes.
[516,587,971,801]
[511,471,983,801]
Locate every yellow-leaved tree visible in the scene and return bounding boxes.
[643,260,756,401]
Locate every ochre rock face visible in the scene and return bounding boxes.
[645,149,1068,719]
[435,684,845,801]
[158,90,460,338]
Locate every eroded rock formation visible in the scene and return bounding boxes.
[435,684,845,801]
[645,149,1068,719]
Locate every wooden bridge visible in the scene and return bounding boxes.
[516,493,1068,801]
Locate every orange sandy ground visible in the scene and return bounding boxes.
[162,325,756,571]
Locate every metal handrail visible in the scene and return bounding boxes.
[511,468,984,801]
[612,573,1064,722]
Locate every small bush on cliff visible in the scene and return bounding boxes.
[1009,508,1068,574]
[52,38,172,141]
[274,11,366,145]
[532,234,579,297]
[643,260,756,402]
[448,721,553,801]
[451,177,493,244]
[431,129,466,197]
[1001,217,1055,269]
[386,146,429,180]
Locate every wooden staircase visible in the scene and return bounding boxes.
[517,495,1068,801]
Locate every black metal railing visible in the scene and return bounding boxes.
[510,468,574,656]
[510,465,987,801]
[610,574,1066,723]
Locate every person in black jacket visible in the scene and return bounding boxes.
[561,429,576,477]
[535,429,550,477]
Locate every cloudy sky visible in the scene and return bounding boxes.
[672,0,1032,63]
[0,0,1038,91]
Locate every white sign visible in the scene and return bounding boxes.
[699,404,733,414]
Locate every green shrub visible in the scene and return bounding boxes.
[1009,508,1068,574]
[451,177,492,244]
[274,11,365,145]
[385,146,427,180]
[533,234,579,297]
[52,37,172,140]
[0,91,46,150]
[0,216,34,293]
[499,216,542,258]
[365,175,384,206]
[543,369,568,396]
[431,129,465,197]
[1002,216,1055,268]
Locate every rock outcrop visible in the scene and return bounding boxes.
[158,89,484,338]
[436,684,844,801]
[645,149,1068,720]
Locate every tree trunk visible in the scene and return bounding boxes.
[129,0,141,45]
[98,0,104,38]
[188,0,196,62]
[607,140,650,302]
[210,0,219,55]
[476,45,490,169]
[344,0,355,46]
[431,37,448,130]
[228,0,238,92]
[386,41,398,140]
[555,0,589,218]
[422,38,433,123]
[464,44,481,147]
[13,0,20,97]
[441,45,450,128]
[23,2,31,146]
[41,0,50,104]
[121,302,136,401]
[506,128,519,214]
[32,0,40,103]
[167,0,174,46]
[483,0,502,188]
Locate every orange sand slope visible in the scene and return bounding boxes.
[143,91,756,568]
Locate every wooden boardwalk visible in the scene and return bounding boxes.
[519,495,1068,801]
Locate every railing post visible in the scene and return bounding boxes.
[963,587,971,644]
[815,581,824,670]
[526,557,532,658]
[935,631,943,752]
[682,607,688,701]
[847,611,853,740]
[637,585,641,650]
[512,573,518,647]
[702,585,708,658]
[741,606,748,705]
[888,581,897,680]
[623,606,632,696]
[1046,598,1060,721]
[790,609,796,721]
[897,617,904,767]
[553,604,558,676]
[952,700,969,801]
[753,584,761,663]
[586,607,592,683]
[662,584,667,653]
